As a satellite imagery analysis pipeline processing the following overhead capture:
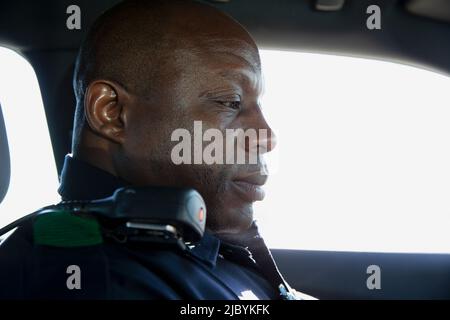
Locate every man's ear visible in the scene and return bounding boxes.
[84,80,130,144]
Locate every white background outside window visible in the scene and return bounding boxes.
[0,47,59,229]
[257,50,450,253]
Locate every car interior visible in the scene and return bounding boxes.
[0,0,450,299]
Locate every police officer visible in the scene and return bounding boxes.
[0,0,313,300]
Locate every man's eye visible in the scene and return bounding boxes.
[217,101,241,110]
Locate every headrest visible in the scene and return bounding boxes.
[0,103,10,204]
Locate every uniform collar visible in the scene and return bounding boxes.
[189,232,221,268]
[58,155,127,201]
[58,154,221,267]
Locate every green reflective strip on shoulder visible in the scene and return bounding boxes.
[33,210,103,247]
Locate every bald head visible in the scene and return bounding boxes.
[72,0,259,149]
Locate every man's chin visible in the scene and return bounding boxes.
[208,204,254,235]
[237,203,254,224]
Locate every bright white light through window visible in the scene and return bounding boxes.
[256,50,450,253]
[0,47,59,228]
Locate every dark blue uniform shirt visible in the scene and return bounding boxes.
[0,156,282,299]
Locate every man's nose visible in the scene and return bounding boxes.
[244,108,277,155]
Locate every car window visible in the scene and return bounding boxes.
[0,47,59,229]
[256,49,450,253]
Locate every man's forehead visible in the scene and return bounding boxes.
[195,37,261,72]
[167,35,262,90]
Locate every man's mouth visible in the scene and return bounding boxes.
[231,172,267,202]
